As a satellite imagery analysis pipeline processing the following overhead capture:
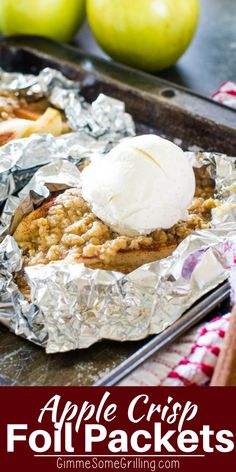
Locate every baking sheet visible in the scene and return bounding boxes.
[1,37,235,384]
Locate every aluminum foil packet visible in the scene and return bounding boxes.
[0,67,135,204]
[1,151,236,353]
[0,68,236,353]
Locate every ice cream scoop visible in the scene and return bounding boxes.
[81,134,196,236]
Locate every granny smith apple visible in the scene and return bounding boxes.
[87,0,199,71]
[0,2,3,32]
[0,0,85,42]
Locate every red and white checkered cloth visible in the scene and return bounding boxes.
[212,81,236,108]
[119,314,230,386]
[120,82,236,387]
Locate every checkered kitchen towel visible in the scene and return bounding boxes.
[119,314,231,386]
[119,82,236,387]
[212,81,236,108]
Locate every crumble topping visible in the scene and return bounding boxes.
[14,168,217,271]
[0,89,46,121]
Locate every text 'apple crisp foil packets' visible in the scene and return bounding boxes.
[1,151,236,353]
[0,67,135,203]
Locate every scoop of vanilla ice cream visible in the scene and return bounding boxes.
[81,135,196,237]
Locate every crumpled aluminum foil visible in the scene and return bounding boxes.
[0,235,48,346]
[0,67,79,94]
[0,67,135,204]
[0,68,236,353]
[0,151,236,353]
[3,160,82,237]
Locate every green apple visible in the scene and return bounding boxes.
[0,2,3,31]
[87,0,199,71]
[0,0,85,42]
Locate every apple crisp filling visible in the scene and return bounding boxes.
[0,89,49,121]
[14,168,217,272]
[0,90,70,146]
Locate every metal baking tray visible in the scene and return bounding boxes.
[0,36,235,386]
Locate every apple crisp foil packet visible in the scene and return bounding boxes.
[0,67,135,203]
[1,151,236,353]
